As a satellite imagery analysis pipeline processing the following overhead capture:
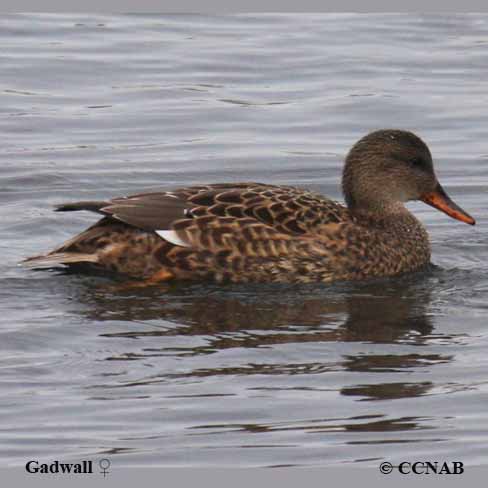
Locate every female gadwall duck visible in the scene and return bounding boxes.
[23,129,475,284]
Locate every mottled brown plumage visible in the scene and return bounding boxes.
[22,130,475,284]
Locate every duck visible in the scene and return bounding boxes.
[22,129,475,284]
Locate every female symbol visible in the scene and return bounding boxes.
[99,458,111,477]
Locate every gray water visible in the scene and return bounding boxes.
[1,13,488,468]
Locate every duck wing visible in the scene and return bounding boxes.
[56,183,348,237]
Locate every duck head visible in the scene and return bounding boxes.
[342,129,475,225]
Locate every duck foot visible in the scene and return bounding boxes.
[104,269,175,292]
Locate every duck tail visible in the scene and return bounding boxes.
[20,252,99,269]
[54,201,109,213]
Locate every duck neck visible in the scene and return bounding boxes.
[349,201,418,229]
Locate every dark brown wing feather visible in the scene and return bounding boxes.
[54,183,350,262]
[55,183,348,235]
[56,194,189,231]
[102,194,189,231]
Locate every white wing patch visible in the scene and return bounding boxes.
[156,230,190,247]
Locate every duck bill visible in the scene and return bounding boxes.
[420,183,475,225]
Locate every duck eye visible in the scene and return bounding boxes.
[410,157,424,167]
[389,152,428,172]
[390,151,423,167]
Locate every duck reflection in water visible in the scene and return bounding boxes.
[65,271,454,435]
[76,271,450,375]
